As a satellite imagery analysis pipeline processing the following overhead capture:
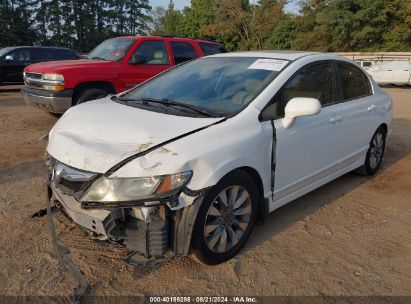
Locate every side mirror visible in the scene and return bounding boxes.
[283,97,321,129]
[129,54,146,65]
[4,55,13,63]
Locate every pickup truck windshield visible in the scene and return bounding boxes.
[87,38,135,62]
[120,57,285,116]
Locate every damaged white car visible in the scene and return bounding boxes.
[46,52,392,265]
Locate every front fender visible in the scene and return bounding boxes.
[110,108,273,197]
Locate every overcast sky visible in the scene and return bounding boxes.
[149,0,298,12]
[150,0,190,10]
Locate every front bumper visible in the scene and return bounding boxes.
[21,86,73,113]
[48,176,203,264]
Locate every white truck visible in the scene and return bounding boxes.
[366,60,411,85]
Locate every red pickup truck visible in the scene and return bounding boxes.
[21,36,226,114]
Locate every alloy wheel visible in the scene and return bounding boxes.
[203,186,252,254]
[369,131,384,170]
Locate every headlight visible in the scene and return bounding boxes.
[81,171,192,203]
[43,73,64,81]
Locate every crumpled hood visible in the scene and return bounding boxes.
[47,98,221,173]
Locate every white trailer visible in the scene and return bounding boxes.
[366,60,411,85]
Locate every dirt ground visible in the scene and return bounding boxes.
[0,85,410,300]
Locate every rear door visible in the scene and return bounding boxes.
[30,48,54,64]
[123,39,172,89]
[391,61,411,84]
[335,61,378,167]
[272,62,345,202]
[170,41,199,65]
[373,62,393,84]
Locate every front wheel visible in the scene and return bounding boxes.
[356,126,386,176]
[191,171,259,265]
[73,87,111,106]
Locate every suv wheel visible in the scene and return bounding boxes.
[191,171,259,265]
[73,87,111,105]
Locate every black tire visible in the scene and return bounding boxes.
[48,112,62,118]
[191,170,259,265]
[356,126,386,176]
[73,87,110,106]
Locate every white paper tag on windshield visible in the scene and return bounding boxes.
[248,59,289,71]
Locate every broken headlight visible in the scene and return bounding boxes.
[80,172,192,203]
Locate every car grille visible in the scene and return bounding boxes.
[60,178,90,193]
[50,160,98,195]
[25,72,42,80]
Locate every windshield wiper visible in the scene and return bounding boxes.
[114,96,219,118]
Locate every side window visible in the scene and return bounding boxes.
[171,42,198,64]
[31,49,54,62]
[51,49,79,60]
[261,62,335,120]
[131,40,169,65]
[199,43,227,56]
[6,49,31,63]
[337,62,372,100]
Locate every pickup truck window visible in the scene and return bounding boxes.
[171,42,198,64]
[199,43,227,56]
[131,40,169,65]
[87,37,134,62]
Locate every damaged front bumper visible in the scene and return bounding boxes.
[47,171,204,265]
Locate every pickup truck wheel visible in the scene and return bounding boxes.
[73,88,110,105]
[191,171,258,265]
[356,126,386,176]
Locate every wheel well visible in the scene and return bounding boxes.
[379,123,388,134]
[232,166,267,221]
[72,81,116,105]
[235,167,264,197]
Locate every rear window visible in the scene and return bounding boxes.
[50,49,80,60]
[199,43,227,56]
[337,62,372,101]
[171,42,198,64]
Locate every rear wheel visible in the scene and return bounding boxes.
[73,87,112,106]
[356,126,386,176]
[191,171,259,265]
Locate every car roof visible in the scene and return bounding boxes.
[1,46,75,51]
[115,35,223,45]
[210,51,319,61]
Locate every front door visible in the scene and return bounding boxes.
[123,40,172,89]
[272,62,344,204]
[2,48,31,83]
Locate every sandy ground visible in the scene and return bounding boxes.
[0,85,410,299]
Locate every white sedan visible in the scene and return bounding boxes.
[46,51,392,265]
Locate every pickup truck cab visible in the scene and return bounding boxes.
[21,36,226,114]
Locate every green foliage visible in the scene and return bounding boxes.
[292,0,410,51]
[0,0,410,52]
[0,0,151,52]
[163,0,182,35]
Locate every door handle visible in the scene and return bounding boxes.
[368,104,376,111]
[329,116,343,124]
